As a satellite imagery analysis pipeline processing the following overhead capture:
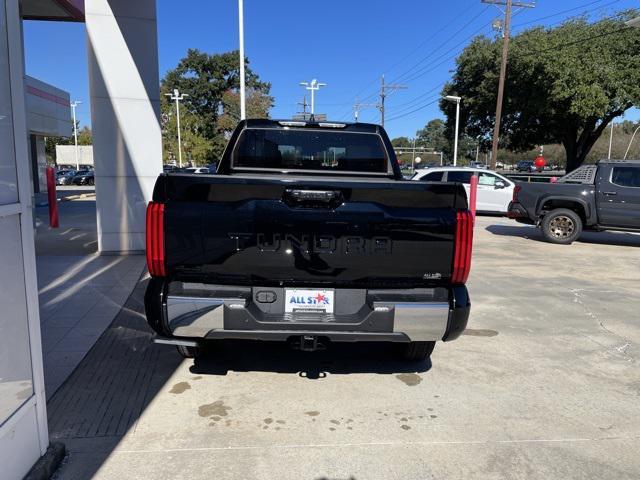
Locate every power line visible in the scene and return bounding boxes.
[482,0,535,170]
[389,5,492,86]
[520,24,631,56]
[512,0,620,29]
[337,0,481,116]
[337,3,493,120]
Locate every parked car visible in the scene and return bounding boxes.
[516,160,536,172]
[468,161,488,169]
[72,170,95,185]
[144,119,473,362]
[163,165,180,173]
[412,167,515,214]
[508,160,640,244]
[183,167,210,174]
[56,170,77,185]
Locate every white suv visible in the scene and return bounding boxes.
[412,167,515,214]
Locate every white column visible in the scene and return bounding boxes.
[86,0,163,253]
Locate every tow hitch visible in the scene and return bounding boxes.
[291,335,327,352]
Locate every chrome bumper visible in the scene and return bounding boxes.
[151,284,470,343]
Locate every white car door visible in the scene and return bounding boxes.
[477,172,514,212]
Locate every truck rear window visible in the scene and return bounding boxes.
[232,128,390,174]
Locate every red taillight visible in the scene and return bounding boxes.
[513,185,521,202]
[146,202,166,277]
[451,210,473,284]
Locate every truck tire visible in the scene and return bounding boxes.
[541,208,582,244]
[176,345,201,359]
[401,341,436,361]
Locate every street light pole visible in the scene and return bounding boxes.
[238,0,246,120]
[412,137,416,173]
[70,100,82,171]
[623,125,640,160]
[444,95,462,166]
[165,89,189,168]
[299,79,326,115]
[608,122,614,159]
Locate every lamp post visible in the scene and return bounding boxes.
[165,89,189,168]
[444,95,461,166]
[299,79,326,115]
[624,125,640,160]
[70,100,82,170]
[238,0,246,120]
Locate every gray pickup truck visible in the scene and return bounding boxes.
[508,160,640,244]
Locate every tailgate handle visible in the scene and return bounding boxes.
[285,189,342,204]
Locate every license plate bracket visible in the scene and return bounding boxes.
[285,289,335,314]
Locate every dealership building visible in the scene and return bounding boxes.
[0,0,162,477]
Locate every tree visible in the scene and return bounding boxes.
[391,136,411,148]
[441,12,640,171]
[415,119,449,154]
[161,49,273,162]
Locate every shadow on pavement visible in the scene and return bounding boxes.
[191,341,432,379]
[485,224,640,247]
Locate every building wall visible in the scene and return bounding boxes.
[55,144,94,167]
[25,75,72,138]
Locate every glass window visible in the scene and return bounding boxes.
[446,171,474,184]
[0,7,19,205]
[233,128,389,174]
[611,167,640,188]
[478,173,497,186]
[0,215,33,424]
[419,171,444,182]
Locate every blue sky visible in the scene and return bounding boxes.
[23,0,638,140]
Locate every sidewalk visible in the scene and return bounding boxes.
[35,189,145,398]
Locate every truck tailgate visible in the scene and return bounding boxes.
[154,174,468,288]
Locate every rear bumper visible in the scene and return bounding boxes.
[145,281,470,344]
[507,202,535,224]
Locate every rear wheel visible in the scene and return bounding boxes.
[401,341,436,361]
[541,208,582,244]
[176,345,201,359]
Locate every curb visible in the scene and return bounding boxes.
[23,442,66,480]
[59,193,95,203]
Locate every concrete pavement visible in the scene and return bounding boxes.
[35,188,145,398]
[48,216,640,479]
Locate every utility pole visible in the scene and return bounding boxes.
[297,95,309,115]
[299,79,326,114]
[165,88,189,168]
[379,75,407,127]
[482,0,535,170]
[238,0,246,120]
[70,100,82,171]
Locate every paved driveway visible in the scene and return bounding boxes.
[50,216,640,480]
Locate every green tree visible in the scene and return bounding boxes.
[391,136,412,148]
[415,119,449,154]
[441,11,640,171]
[161,49,273,162]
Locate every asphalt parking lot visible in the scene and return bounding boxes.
[50,216,640,480]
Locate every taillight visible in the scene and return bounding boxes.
[451,210,473,284]
[146,202,166,277]
[513,185,521,202]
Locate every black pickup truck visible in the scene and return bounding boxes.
[508,160,640,244]
[144,119,473,361]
